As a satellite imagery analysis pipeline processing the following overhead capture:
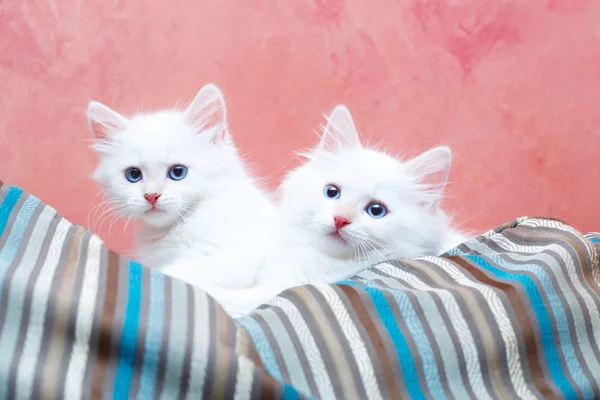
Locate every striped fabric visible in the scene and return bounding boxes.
[0,181,599,399]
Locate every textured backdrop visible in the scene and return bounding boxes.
[0,0,599,254]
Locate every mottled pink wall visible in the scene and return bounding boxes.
[1,0,599,254]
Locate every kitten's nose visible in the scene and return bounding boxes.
[144,193,161,206]
[333,215,351,230]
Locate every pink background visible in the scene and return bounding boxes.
[1,0,599,254]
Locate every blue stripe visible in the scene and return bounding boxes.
[113,261,143,400]
[344,279,447,399]
[0,195,39,302]
[0,187,23,236]
[339,281,427,400]
[137,269,165,400]
[466,254,585,399]
[237,316,283,381]
[590,238,600,244]
[282,383,301,400]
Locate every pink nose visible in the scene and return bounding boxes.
[333,215,351,230]
[144,193,161,206]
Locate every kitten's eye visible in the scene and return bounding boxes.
[365,201,388,219]
[168,165,188,181]
[323,184,341,199]
[125,167,142,183]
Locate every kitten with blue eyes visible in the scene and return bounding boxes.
[88,83,274,288]
[195,105,466,317]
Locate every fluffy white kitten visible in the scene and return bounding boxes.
[88,84,273,287]
[197,105,465,317]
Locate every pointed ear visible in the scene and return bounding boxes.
[87,101,128,141]
[405,146,452,208]
[316,105,361,154]
[184,83,229,143]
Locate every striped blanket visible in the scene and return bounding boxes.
[0,181,599,400]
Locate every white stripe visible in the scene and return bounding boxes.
[360,268,472,400]
[268,297,336,399]
[186,289,210,399]
[372,262,494,400]
[63,234,102,400]
[0,207,55,394]
[425,256,536,400]
[489,235,600,387]
[233,356,254,400]
[15,218,71,399]
[260,307,311,390]
[160,278,188,399]
[317,284,383,400]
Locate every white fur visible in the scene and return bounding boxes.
[88,84,273,288]
[194,105,466,317]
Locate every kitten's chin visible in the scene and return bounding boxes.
[139,210,176,229]
[316,232,354,259]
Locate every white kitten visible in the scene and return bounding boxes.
[197,105,465,317]
[88,84,273,288]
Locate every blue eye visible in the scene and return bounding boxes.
[324,184,341,199]
[168,165,188,181]
[125,167,142,182]
[365,201,388,219]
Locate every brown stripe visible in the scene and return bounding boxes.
[223,312,240,400]
[0,200,43,329]
[430,257,521,399]
[89,250,121,399]
[447,255,559,398]
[102,257,132,398]
[502,222,600,296]
[40,225,86,399]
[31,223,76,399]
[271,305,319,395]
[153,274,172,400]
[479,230,600,394]
[128,264,151,398]
[396,261,480,400]
[252,312,289,380]
[178,284,194,399]
[250,361,264,400]
[407,259,502,399]
[6,212,62,399]
[290,286,357,399]
[508,250,600,393]
[81,245,109,399]
[508,227,600,305]
[235,315,262,367]
[493,219,519,233]
[370,275,456,400]
[502,227,600,297]
[208,299,237,399]
[306,285,369,399]
[202,296,218,399]
[282,288,344,398]
[391,261,479,399]
[54,231,93,397]
[377,279,436,399]
[338,284,405,399]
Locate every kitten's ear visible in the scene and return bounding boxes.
[405,146,452,208]
[316,105,361,154]
[87,101,128,141]
[184,83,229,143]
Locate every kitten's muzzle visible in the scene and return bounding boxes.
[144,193,161,206]
[333,215,351,230]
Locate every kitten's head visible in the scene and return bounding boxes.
[88,84,238,229]
[279,105,452,261]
